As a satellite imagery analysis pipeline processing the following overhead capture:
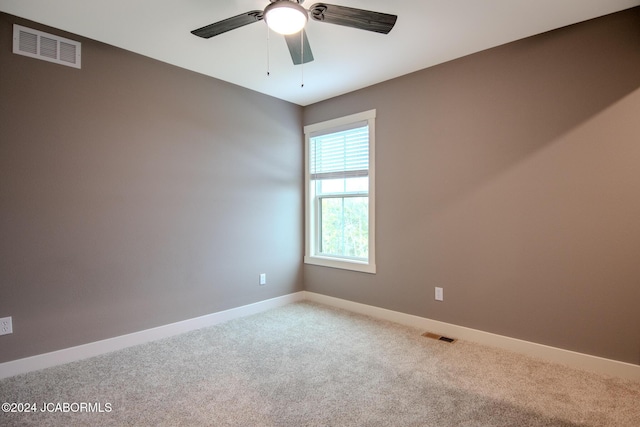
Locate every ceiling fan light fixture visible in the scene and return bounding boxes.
[264,1,308,35]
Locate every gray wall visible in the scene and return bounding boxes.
[303,8,640,365]
[0,13,303,363]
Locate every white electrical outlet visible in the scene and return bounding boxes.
[259,273,267,286]
[435,287,444,301]
[0,316,12,335]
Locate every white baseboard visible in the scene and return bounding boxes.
[3,290,638,381]
[0,292,306,380]
[303,291,640,381]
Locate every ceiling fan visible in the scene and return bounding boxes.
[191,0,398,65]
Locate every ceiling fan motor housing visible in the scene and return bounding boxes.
[264,1,309,35]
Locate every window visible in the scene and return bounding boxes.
[304,110,376,273]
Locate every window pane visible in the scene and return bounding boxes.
[319,197,368,259]
[345,177,368,192]
[318,178,345,194]
[317,177,368,194]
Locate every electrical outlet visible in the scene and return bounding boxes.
[0,317,12,335]
[259,273,267,286]
[435,287,444,302]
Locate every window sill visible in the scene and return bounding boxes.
[304,255,376,274]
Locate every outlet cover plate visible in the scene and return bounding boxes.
[0,317,12,335]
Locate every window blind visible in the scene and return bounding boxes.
[310,125,369,181]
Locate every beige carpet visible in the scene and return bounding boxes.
[1,301,639,426]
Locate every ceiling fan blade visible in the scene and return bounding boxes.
[284,30,314,65]
[191,11,263,39]
[309,3,397,34]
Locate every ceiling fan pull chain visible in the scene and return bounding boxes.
[300,30,304,88]
[266,25,271,76]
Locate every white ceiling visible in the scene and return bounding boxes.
[2,0,639,106]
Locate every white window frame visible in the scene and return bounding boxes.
[304,109,376,274]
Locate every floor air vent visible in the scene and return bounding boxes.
[422,332,457,343]
[13,24,81,69]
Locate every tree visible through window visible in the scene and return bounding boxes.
[320,195,368,258]
[304,110,376,273]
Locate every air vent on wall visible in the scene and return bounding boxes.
[13,24,81,69]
